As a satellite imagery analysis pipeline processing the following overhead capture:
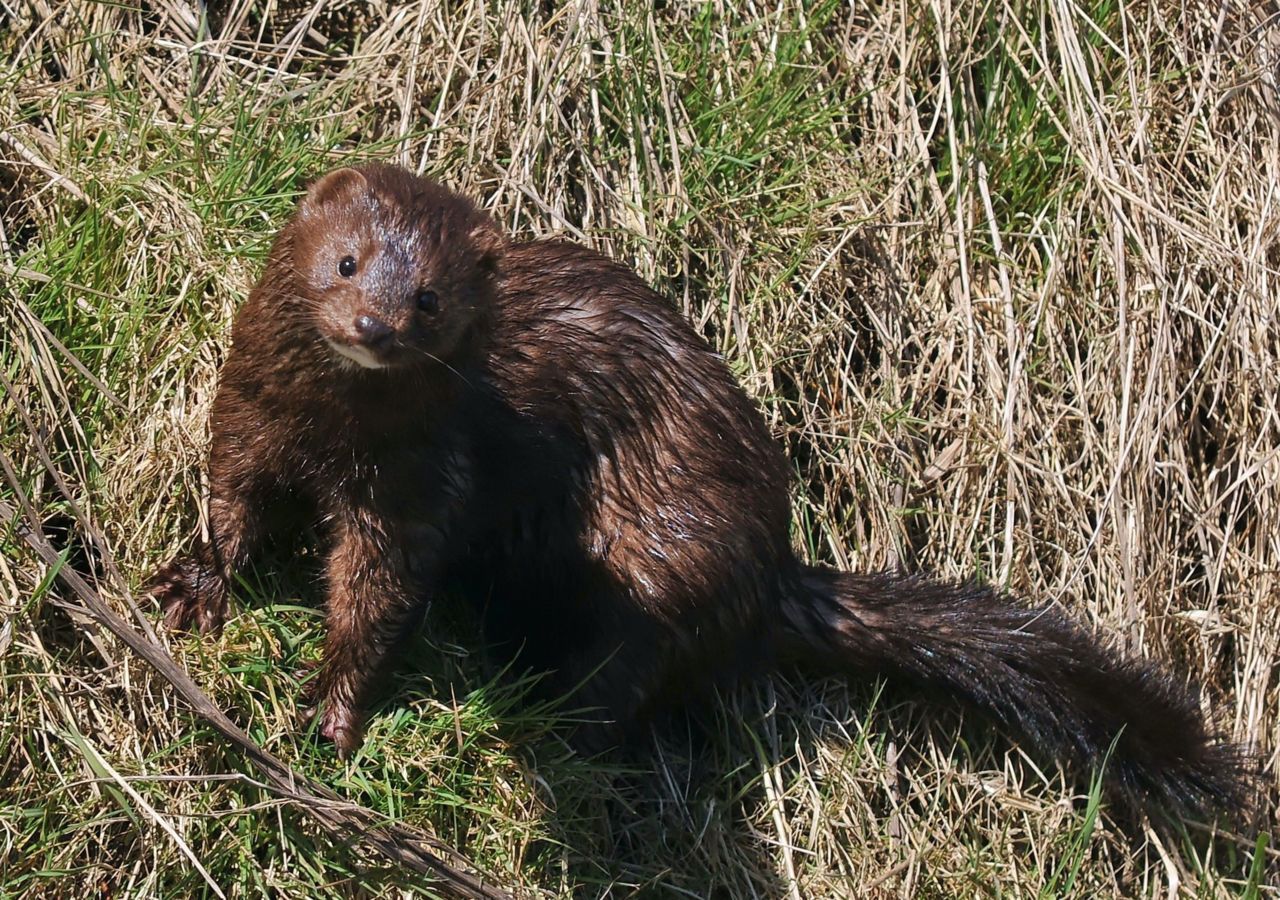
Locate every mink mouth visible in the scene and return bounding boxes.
[325,338,393,370]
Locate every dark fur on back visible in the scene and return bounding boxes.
[151,164,1249,818]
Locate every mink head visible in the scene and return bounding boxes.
[288,164,505,371]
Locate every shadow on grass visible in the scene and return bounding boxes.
[27,551,1269,898]
[26,434,1269,895]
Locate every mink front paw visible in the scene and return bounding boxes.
[315,701,366,759]
[148,557,228,634]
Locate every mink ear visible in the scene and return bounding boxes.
[469,219,507,275]
[302,167,367,214]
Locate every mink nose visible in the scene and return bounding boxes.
[353,314,393,347]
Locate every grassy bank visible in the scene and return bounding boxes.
[1,1,1277,896]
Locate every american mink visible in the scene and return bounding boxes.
[150,162,1245,815]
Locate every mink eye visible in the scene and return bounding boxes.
[338,256,357,277]
[416,289,439,314]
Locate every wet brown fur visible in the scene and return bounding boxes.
[150,163,1249,816]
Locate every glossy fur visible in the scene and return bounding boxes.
[151,163,1247,815]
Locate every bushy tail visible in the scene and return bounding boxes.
[778,566,1249,816]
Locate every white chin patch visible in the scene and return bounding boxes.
[327,339,387,370]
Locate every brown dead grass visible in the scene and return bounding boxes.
[1,0,1278,897]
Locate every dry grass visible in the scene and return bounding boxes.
[2,0,1278,896]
